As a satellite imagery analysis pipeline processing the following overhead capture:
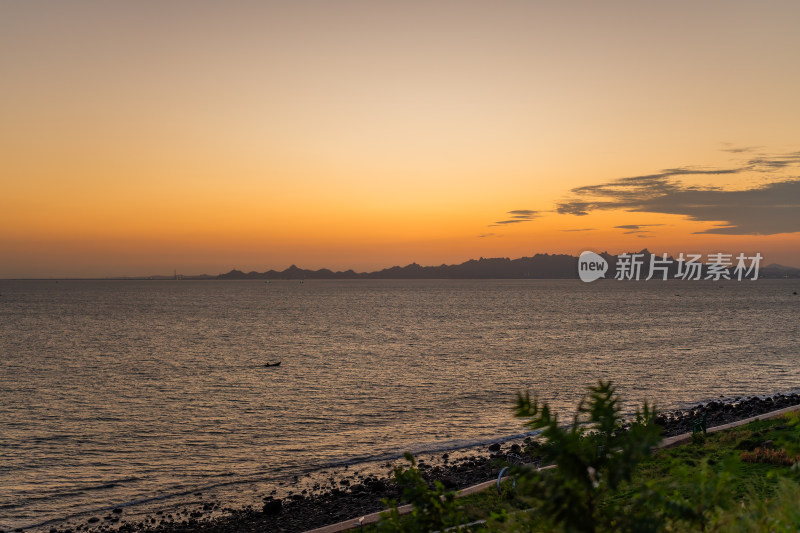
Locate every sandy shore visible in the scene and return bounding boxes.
[36,391,800,533]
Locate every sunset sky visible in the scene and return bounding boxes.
[2,1,799,278]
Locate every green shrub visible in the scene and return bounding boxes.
[510,380,662,533]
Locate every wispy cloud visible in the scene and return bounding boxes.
[613,224,664,230]
[746,152,800,172]
[561,228,596,232]
[720,144,759,154]
[489,209,539,226]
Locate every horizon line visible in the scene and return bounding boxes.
[2,249,798,280]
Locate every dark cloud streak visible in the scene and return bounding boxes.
[721,146,758,154]
[489,209,539,226]
[613,224,664,230]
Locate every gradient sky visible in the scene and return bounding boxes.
[2,1,799,277]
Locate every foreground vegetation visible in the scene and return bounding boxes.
[374,382,800,532]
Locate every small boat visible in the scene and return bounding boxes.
[264,361,281,367]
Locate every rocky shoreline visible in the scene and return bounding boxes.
[37,392,800,533]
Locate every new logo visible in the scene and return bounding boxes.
[578,251,608,282]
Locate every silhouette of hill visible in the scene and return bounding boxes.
[213,251,800,280]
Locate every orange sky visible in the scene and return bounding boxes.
[1,1,799,277]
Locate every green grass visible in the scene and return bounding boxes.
[633,417,799,496]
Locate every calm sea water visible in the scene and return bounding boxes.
[1,279,799,529]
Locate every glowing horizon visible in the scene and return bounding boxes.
[2,1,799,278]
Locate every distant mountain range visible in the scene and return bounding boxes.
[207,251,800,280]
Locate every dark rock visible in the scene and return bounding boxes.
[488,443,501,452]
[87,518,99,524]
[262,499,283,515]
[440,476,458,489]
[367,479,387,492]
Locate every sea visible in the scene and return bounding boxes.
[1,279,798,530]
